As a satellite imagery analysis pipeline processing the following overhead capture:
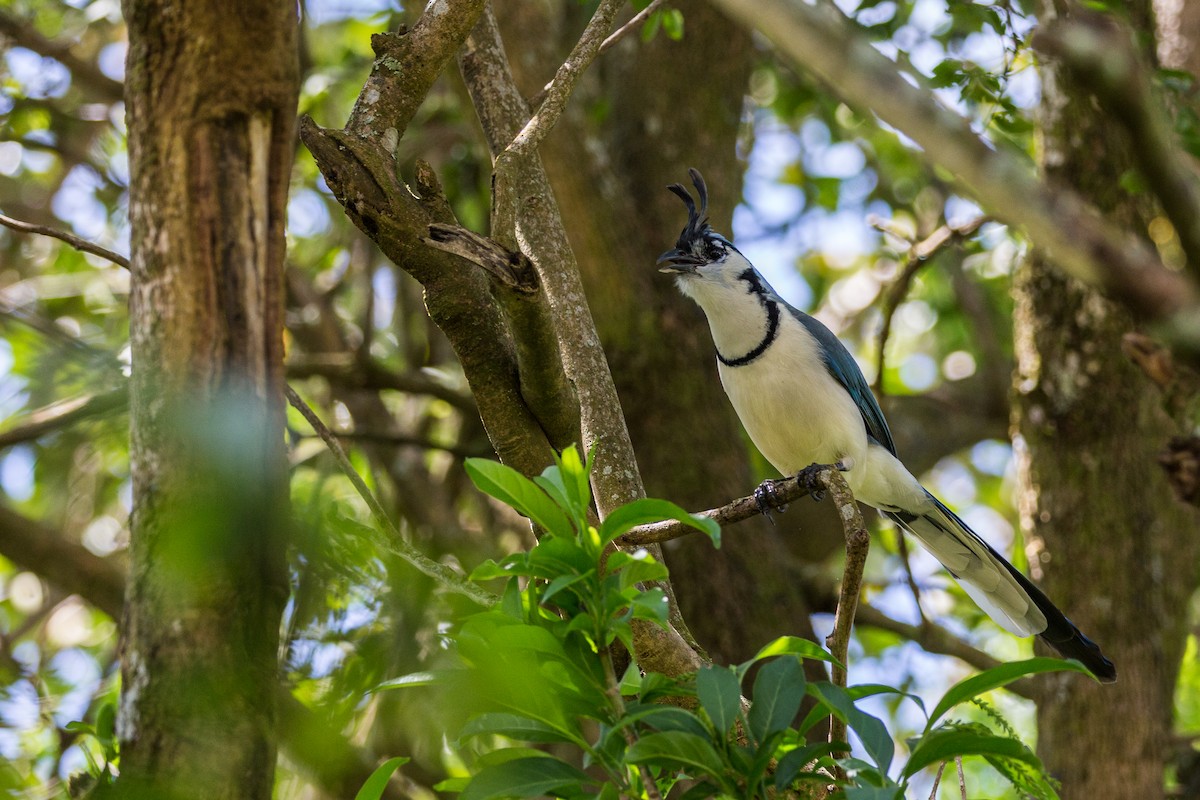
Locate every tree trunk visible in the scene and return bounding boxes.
[115,1,298,797]
[1018,3,1199,796]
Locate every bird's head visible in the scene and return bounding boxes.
[657,168,749,291]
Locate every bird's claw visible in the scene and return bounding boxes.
[797,462,830,502]
[754,478,788,525]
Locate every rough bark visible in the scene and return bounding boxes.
[115,1,298,797]
[1017,3,1200,795]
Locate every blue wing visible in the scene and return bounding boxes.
[786,305,897,455]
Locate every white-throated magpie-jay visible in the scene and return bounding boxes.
[657,168,1115,682]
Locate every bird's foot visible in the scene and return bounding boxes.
[754,478,789,524]
[796,461,841,502]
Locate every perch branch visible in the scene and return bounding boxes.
[286,385,498,607]
[0,211,130,269]
[617,472,816,546]
[819,467,870,761]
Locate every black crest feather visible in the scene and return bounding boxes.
[666,168,712,251]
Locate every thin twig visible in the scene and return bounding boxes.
[872,215,985,395]
[491,0,624,240]
[499,0,624,163]
[285,385,498,607]
[526,0,667,109]
[956,754,967,799]
[0,212,130,269]
[892,527,928,628]
[291,428,490,459]
[819,467,870,764]
[598,0,666,56]
[928,761,947,800]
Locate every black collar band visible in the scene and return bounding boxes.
[717,270,780,367]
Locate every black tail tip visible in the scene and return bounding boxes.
[1041,630,1117,683]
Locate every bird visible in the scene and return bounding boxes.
[656,168,1116,683]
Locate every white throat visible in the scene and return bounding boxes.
[676,262,778,365]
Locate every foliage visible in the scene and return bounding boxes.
[0,0,1196,796]
[367,446,1083,799]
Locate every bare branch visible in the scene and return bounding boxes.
[0,503,124,619]
[424,223,539,292]
[0,387,127,449]
[872,216,986,395]
[708,0,1200,347]
[461,8,644,512]
[599,0,667,56]
[0,211,130,269]
[345,0,489,142]
[285,385,498,607]
[498,0,624,164]
[284,356,478,414]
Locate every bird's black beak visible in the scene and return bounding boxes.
[657,248,701,274]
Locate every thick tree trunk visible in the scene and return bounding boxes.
[1018,3,1199,796]
[115,2,298,797]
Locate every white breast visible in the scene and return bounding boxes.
[717,318,869,477]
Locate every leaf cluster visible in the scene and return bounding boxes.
[371,447,1085,800]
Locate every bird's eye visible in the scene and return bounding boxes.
[705,241,724,260]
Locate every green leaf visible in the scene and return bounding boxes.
[628,587,670,627]
[95,703,116,744]
[640,8,662,41]
[774,741,849,790]
[625,731,726,780]
[622,704,711,738]
[459,713,579,744]
[599,498,720,547]
[904,727,1042,778]
[748,657,805,744]
[460,754,589,800]
[926,658,1091,731]
[550,445,591,516]
[541,573,589,605]
[465,459,572,534]
[605,549,670,587]
[741,636,838,678]
[661,8,685,40]
[355,757,411,800]
[809,683,894,774]
[697,665,742,735]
